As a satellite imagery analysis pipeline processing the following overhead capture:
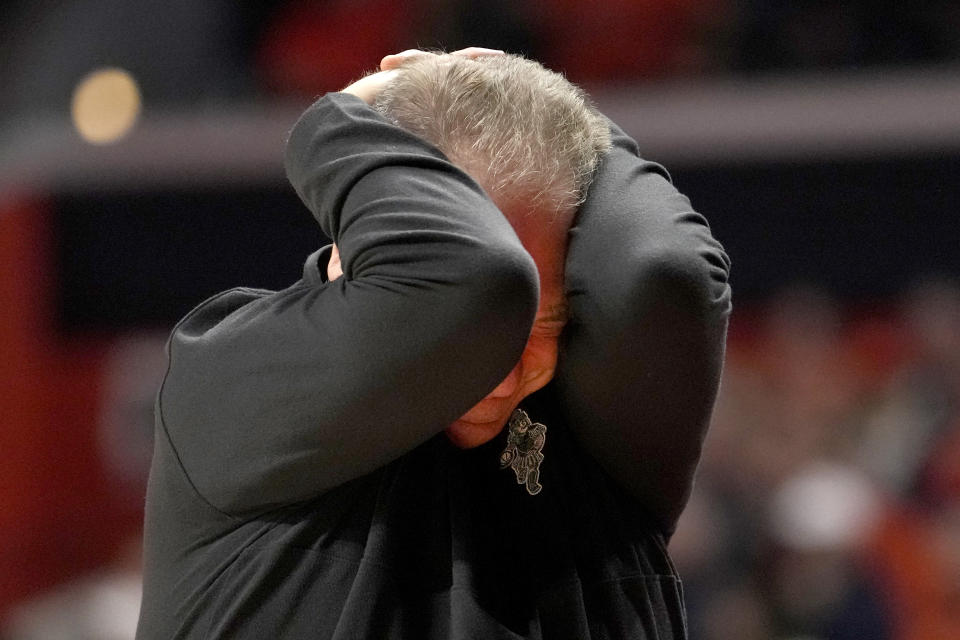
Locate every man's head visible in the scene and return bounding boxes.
[373,53,610,221]
[371,53,611,446]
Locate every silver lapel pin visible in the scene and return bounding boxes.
[499,408,547,495]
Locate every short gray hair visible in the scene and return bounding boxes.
[374,54,611,218]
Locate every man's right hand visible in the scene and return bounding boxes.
[379,47,505,71]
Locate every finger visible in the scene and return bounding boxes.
[450,47,505,59]
[379,49,434,71]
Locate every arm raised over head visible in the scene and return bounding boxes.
[556,120,732,535]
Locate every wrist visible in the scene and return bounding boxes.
[340,69,399,105]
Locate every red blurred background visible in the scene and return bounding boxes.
[2,1,960,638]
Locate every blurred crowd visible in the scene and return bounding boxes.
[671,278,960,640]
[253,0,960,96]
[3,0,960,120]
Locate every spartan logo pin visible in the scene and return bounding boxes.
[499,408,547,495]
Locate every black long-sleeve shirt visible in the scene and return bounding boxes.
[136,93,731,639]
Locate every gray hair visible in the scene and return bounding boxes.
[373,54,611,219]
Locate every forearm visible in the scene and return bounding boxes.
[555,122,732,534]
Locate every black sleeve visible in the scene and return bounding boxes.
[159,93,540,517]
[554,120,732,535]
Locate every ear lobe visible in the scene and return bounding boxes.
[444,420,505,449]
[327,244,343,281]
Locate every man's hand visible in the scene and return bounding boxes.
[379,47,505,71]
[340,69,401,104]
[341,47,505,104]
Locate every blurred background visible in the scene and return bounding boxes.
[1,1,959,638]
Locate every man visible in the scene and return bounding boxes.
[137,49,731,639]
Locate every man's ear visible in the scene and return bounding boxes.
[327,244,343,281]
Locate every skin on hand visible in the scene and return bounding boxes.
[341,47,505,104]
[379,47,505,71]
[339,69,401,104]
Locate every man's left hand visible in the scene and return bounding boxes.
[342,47,505,104]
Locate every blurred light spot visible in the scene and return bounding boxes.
[71,68,141,145]
[769,461,880,551]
